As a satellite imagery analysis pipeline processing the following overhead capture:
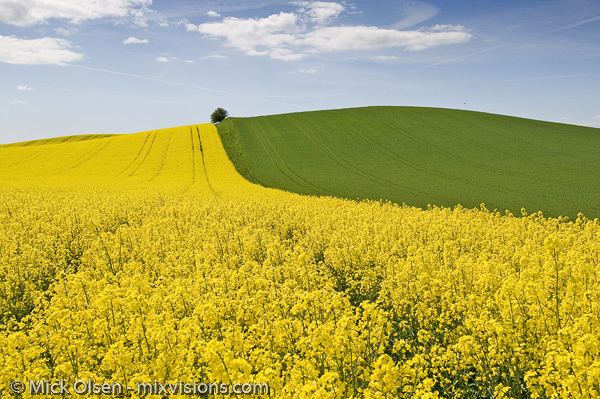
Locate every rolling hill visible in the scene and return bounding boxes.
[218,106,600,218]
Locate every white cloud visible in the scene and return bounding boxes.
[9,100,26,105]
[187,6,471,61]
[189,12,303,60]
[156,56,170,63]
[17,84,33,91]
[123,36,149,44]
[299,1,344,23]
[0,35,83,65]
[302,25,472,52]
[207,10,221,18]
[0,0,152,27]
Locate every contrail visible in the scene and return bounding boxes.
[547,15,600,33]
[503,73,598,82]
[68,64,305,108]
[39,85,199,105]
[413,13,600,72]
[414,44,506,71]
[68,64,237,96]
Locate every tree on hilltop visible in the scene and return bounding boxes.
[211,108,228,124]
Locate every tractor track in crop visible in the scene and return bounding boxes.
[148,130,174,182]
[128,132,157,177]
[120,133,151,175]
[54,140,111,173]
[196,126,215,193]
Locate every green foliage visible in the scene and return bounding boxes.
[211,107,229,124]
[217,106,600,218]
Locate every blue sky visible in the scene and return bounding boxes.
[1,0,599,143]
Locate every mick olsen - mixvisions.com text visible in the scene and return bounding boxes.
[9,379,270,396]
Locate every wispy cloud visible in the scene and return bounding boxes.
[17,85,33,91]
[297,68,318,74]
[370,55,402,61]
[393,0,439,29]
[123,37,149,45]
[54,27,76,37]
[9,100,26,105]
[296,1,345,24]
[207,10,221,18]
[197,53,229,60]
[156,55,195,63]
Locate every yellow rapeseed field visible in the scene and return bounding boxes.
[0,124,598,398]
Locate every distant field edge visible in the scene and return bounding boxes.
[0,134,118,147]
[217,106,600,219]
